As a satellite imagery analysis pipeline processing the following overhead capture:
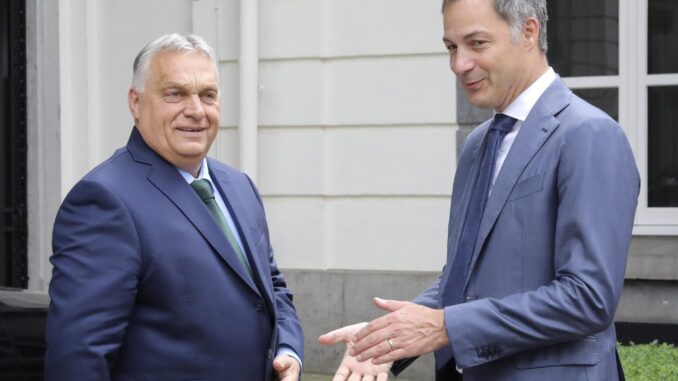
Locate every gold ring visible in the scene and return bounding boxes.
[387,338,396,351]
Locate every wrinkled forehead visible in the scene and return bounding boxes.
[148,51,219,85]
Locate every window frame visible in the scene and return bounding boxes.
[560,0,678,235]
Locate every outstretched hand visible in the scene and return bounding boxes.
[319,323,392,381]
[350,298,449,365]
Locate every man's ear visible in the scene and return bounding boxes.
[523,17,541,50]
[128,87,141,120]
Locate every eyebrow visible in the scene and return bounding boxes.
[160,80,189,89]
[442,30,488,45]
[160,80,218,91]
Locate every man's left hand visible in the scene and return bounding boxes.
[350,297,450,365]
[273,354,301,381]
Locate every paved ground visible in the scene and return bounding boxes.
[304,375,334,381]
[304,374,416,381]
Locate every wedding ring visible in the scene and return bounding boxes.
[387,338,396,351]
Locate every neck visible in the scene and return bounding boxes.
[496,56,549,113]
[178,162,202,178]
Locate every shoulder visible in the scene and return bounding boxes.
[207,157,260,194]
[82,146,139,184]
[63,146,148,209]
[207,157,240,177]
[557,94,627,145]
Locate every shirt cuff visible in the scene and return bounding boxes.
[276,345,302,370]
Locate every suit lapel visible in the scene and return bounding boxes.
[126,129,261,296]
[447,122,490,260]
[465,78,572,283]
[439,122,491,295]
[209,164,275,303]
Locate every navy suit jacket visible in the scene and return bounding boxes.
[394,77,639,381]
[46,128,303,381]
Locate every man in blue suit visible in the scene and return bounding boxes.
[320,0,639,380]
[46,34,303,380]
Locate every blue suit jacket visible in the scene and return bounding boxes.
[46,128,304,381]
[394,77,638,380]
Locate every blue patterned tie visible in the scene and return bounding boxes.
[435,113,516,370]
[443,113,517,306]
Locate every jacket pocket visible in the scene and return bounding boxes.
[513,336,599,369]
[507,174,543,201]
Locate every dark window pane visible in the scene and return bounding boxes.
[648,0,678,74]
[0,0,27,288]
[547,0,619,77]
[572,88,618,121]
[648,86,678,207]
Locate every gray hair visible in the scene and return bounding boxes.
[442,0,548,53]
[132,33,218,92]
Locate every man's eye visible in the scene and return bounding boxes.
[472,40,486,48]
[163,91,184,103]
[200,92,219,105]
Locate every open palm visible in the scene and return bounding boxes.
[319,323,392,381]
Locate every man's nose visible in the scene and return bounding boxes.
[183,94,206,119]
[450,49,474,76]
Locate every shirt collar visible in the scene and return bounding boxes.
[501,67,556,122]
[177,158,214,187]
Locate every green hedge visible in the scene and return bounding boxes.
[618,341,678,380]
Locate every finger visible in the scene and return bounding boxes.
[332,364,350,381]
[354,316,391,343]
[272,356,292,372]
[319,327,351,344]
[361,375,375,381]
[352,333,391,358]
[373,297,410,313]
[320,323,366,345]
[347,373,361,381]
[355,337,394,362]
[349,320,396,361]
[372,348,407,365]
[376,373,389,381]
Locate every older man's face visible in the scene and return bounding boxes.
[128,51,220,175]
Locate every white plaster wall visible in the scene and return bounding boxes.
[251,0,456,272]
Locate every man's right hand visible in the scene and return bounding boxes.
[318,323,393,381]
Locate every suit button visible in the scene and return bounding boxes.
[254,300,264,311]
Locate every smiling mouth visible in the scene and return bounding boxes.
[465,78,484,87]
[176,127,207,132]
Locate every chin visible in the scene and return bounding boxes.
[469,99,492,109]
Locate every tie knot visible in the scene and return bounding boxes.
[491,113,517,133]
[191,179,215,202]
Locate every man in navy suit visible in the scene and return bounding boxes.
[320,0,639,380]
[46,34,303,381]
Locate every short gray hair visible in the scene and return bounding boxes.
[442,0,548,53]
[132,33,218,92]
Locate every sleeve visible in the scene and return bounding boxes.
[443,117,640,369]
[46,179,142,380]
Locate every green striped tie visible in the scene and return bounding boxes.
[190,179,253,279]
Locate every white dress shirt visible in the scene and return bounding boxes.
[491,67,557,188]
